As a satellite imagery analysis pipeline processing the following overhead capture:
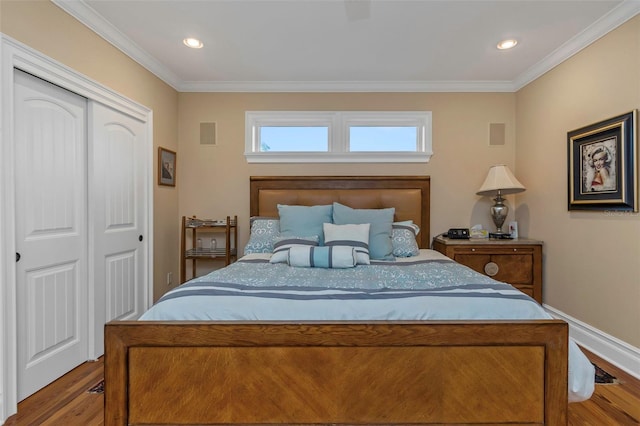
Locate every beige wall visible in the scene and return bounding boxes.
[5,0,635,351]
[516,15,640,347]
[177,92,517,255]
[1,0,180,301]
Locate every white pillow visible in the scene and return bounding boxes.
[323,222,370,265]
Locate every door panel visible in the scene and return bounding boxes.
[90,102,147,356]
[14,69,88,401]
[106,250,137,320]
[25,263,78,361]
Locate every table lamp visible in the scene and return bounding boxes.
[476,165,525,238]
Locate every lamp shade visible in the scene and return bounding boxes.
[476,165,525,196]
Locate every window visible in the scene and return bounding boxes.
[260,126,328,152]
[245,111,432,163]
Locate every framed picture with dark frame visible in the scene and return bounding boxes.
[158,147,176,187]
[568,110,637,212]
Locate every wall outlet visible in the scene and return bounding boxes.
[167,271,173,286]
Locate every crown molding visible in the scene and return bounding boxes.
[53,0,640,93]
[513,0,640,91]
[52,0,182,90]
[177,80,516,93]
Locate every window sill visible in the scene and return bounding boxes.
[244,152,433,163]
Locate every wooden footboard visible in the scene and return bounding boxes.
[105,320,568,425]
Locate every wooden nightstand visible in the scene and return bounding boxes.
[432,236,543,304]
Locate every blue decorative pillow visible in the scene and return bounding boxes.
[269,235,320,264]
[288,246,357,269]
[323,222,370,265]
[243,217,280,255]
[392,221,420,257]
[277,204,333,245]
[332,202,395,260]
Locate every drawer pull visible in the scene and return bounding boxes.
[471,248,476,252]
[484,262,499,277]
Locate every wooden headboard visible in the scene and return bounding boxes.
[249,176,430,248]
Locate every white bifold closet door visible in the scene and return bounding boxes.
[14,69,148,401]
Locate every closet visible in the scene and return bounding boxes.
[12,69,149,401]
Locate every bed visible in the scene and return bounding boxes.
[104,175,593,425]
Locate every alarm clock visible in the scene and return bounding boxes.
[447,228,470,239]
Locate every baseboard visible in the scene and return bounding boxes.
[544,304,640,379]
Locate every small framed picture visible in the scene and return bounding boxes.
[567,110,637,211]
[158,147,176,187]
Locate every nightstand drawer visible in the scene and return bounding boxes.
[452,252,533,284]
[432,237,543,304]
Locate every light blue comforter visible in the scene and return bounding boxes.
[140,250,595,402]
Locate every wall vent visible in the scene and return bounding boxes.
[200,122,217,145]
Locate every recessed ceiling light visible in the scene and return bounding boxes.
[183,38,203,49]
[497,39,518,50]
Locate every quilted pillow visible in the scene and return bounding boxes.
[323,222,370,265]
[269,235,320,264]
[243,217,280,255]
[288,246,357,269]
[392,221,420,257]
[332,202,395,260]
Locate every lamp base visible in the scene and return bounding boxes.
[489,232,513,239]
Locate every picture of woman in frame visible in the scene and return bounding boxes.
[568,110,636,212]
[582,139,617,193]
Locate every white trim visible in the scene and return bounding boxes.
[0,33,154,423]
[51,0,181,91]
[181,80,516,93]
[0,32,3,420]
[513,0,640,91]
[0,35,19,424]
[52,0,640,93]
[245,110,433,163]
[245,152,432,164]
[0,26,3,424]
[544,304,640,380]
[3,36,149,122]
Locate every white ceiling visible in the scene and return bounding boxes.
[53,0,640,92]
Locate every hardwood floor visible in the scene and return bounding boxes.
[4,348,639,425]
[569,347,640,426]
[4,358,104,426]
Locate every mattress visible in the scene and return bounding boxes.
[141,249,595,402]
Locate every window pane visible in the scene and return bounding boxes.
[260,126,328,152]
[349,126,417,152]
